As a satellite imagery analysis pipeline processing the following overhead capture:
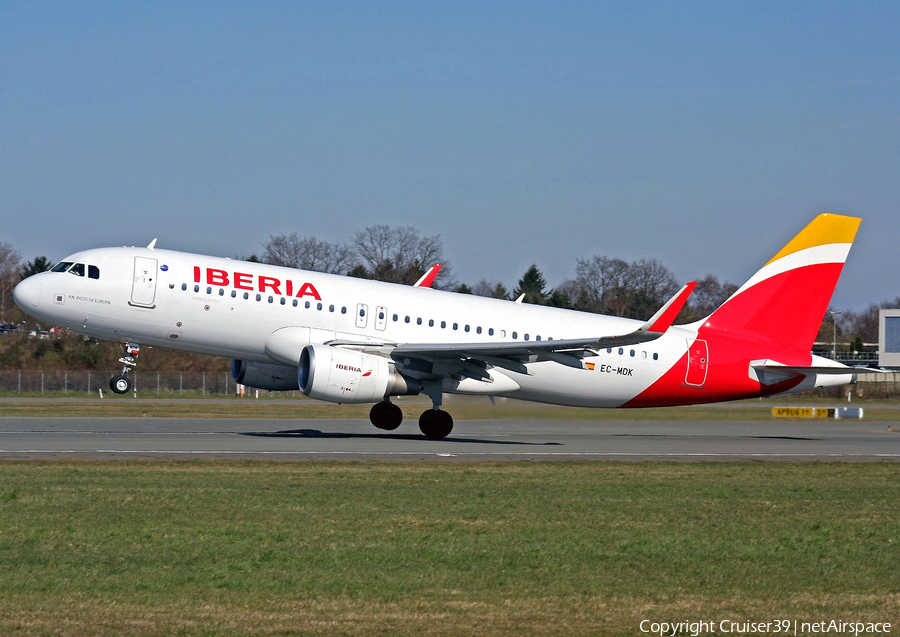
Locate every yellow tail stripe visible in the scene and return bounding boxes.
[765,213,861,266]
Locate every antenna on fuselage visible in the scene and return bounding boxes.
[147,239,158,250]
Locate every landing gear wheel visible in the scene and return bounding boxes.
[369,401,403,431]
[418,409,453,440]
[109,374,132,394]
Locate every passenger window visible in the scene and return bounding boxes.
[428,319,434,327]
[256,294,261,301]
[476,326,482,334]
[393,314,399,322]
[524,334,529,341]
[231,290,237,298]
[536,335,541,341]
[280,298,285,305]
[359,308,366,317]
[642,351,647,359]
[317,303,323,310]
[341,307,346,314]
[488,328,494,336]
[653,353,659,361]
[441,321,446,329]
[630,349,635,357]
[293,300,298,307]
[465,325,470,332]
[181,283,187,291]
[618,348,624,355]
[219,289,225,296]
[329,305,335,312]
[88,265,100,279]
[194,285,200,293]
[244,292,249,300]
[512,332,518,339]
[268,296,274,303]
[453,323,458,330]
[207,287,212,294]
[417,318,422,325]
[305,301,310,308]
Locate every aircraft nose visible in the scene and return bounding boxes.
[13,275,43,311]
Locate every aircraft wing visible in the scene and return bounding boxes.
[387,282,696,379]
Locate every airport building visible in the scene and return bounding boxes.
[879,309,900,368]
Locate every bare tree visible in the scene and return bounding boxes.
[473,279,509,300]
[840,297,900,344]
[351,225,453,287]
[571,255,678,319]
[690,274,739,318]
[263,233,357,274]
[0,241,22,320]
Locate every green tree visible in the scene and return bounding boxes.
[21,256,52,279]
[512,265,548,305]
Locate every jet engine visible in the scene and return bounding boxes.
[298,344,418,403]
[231,359,300,391]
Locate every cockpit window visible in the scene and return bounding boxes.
[88,265,100,279]
[52,262,73,273]
[69,263,85,277]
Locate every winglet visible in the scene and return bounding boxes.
[643,281,697,334]
[414,264,442,288]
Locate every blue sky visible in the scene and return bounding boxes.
[2,1,898,309]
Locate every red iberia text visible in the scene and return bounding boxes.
[194,267,322,300]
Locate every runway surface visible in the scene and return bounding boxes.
[1,417,899,461]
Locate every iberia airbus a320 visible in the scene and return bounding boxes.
[13,214,860,439]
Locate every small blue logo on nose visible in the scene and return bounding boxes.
[160,265,169,271]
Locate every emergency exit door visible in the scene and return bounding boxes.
[130,257,158,308]
[684,338,709,388]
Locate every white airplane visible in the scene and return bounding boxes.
[13,213,860,439]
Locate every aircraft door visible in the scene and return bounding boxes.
[356,303,368,329]
[684,338,708,388]
[375,306,387,331]
[130,257,158,308]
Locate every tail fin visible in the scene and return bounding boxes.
[705,213,860,353]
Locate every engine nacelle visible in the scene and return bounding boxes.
[298,344,418,403]
[231,359,300,391]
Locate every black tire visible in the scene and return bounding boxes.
[418,409,453,440]
[369,401,403,430]
[109,374,131,394]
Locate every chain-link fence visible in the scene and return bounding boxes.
[1,369,898,399]
[0,370,278,396]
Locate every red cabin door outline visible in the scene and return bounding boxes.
[684,338,709,388]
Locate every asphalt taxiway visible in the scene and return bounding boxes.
[0,417,898,461]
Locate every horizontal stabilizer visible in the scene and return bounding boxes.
[750,360,858,386]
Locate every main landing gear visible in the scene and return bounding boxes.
[418,409,453,440]
[367,388,455,440]
[369,400,403,431]
[109,342,141,394]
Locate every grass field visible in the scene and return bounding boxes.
[0,461,897,635]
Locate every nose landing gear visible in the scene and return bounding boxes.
[109,342,141,394]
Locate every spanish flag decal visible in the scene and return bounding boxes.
[584,362,595,371]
